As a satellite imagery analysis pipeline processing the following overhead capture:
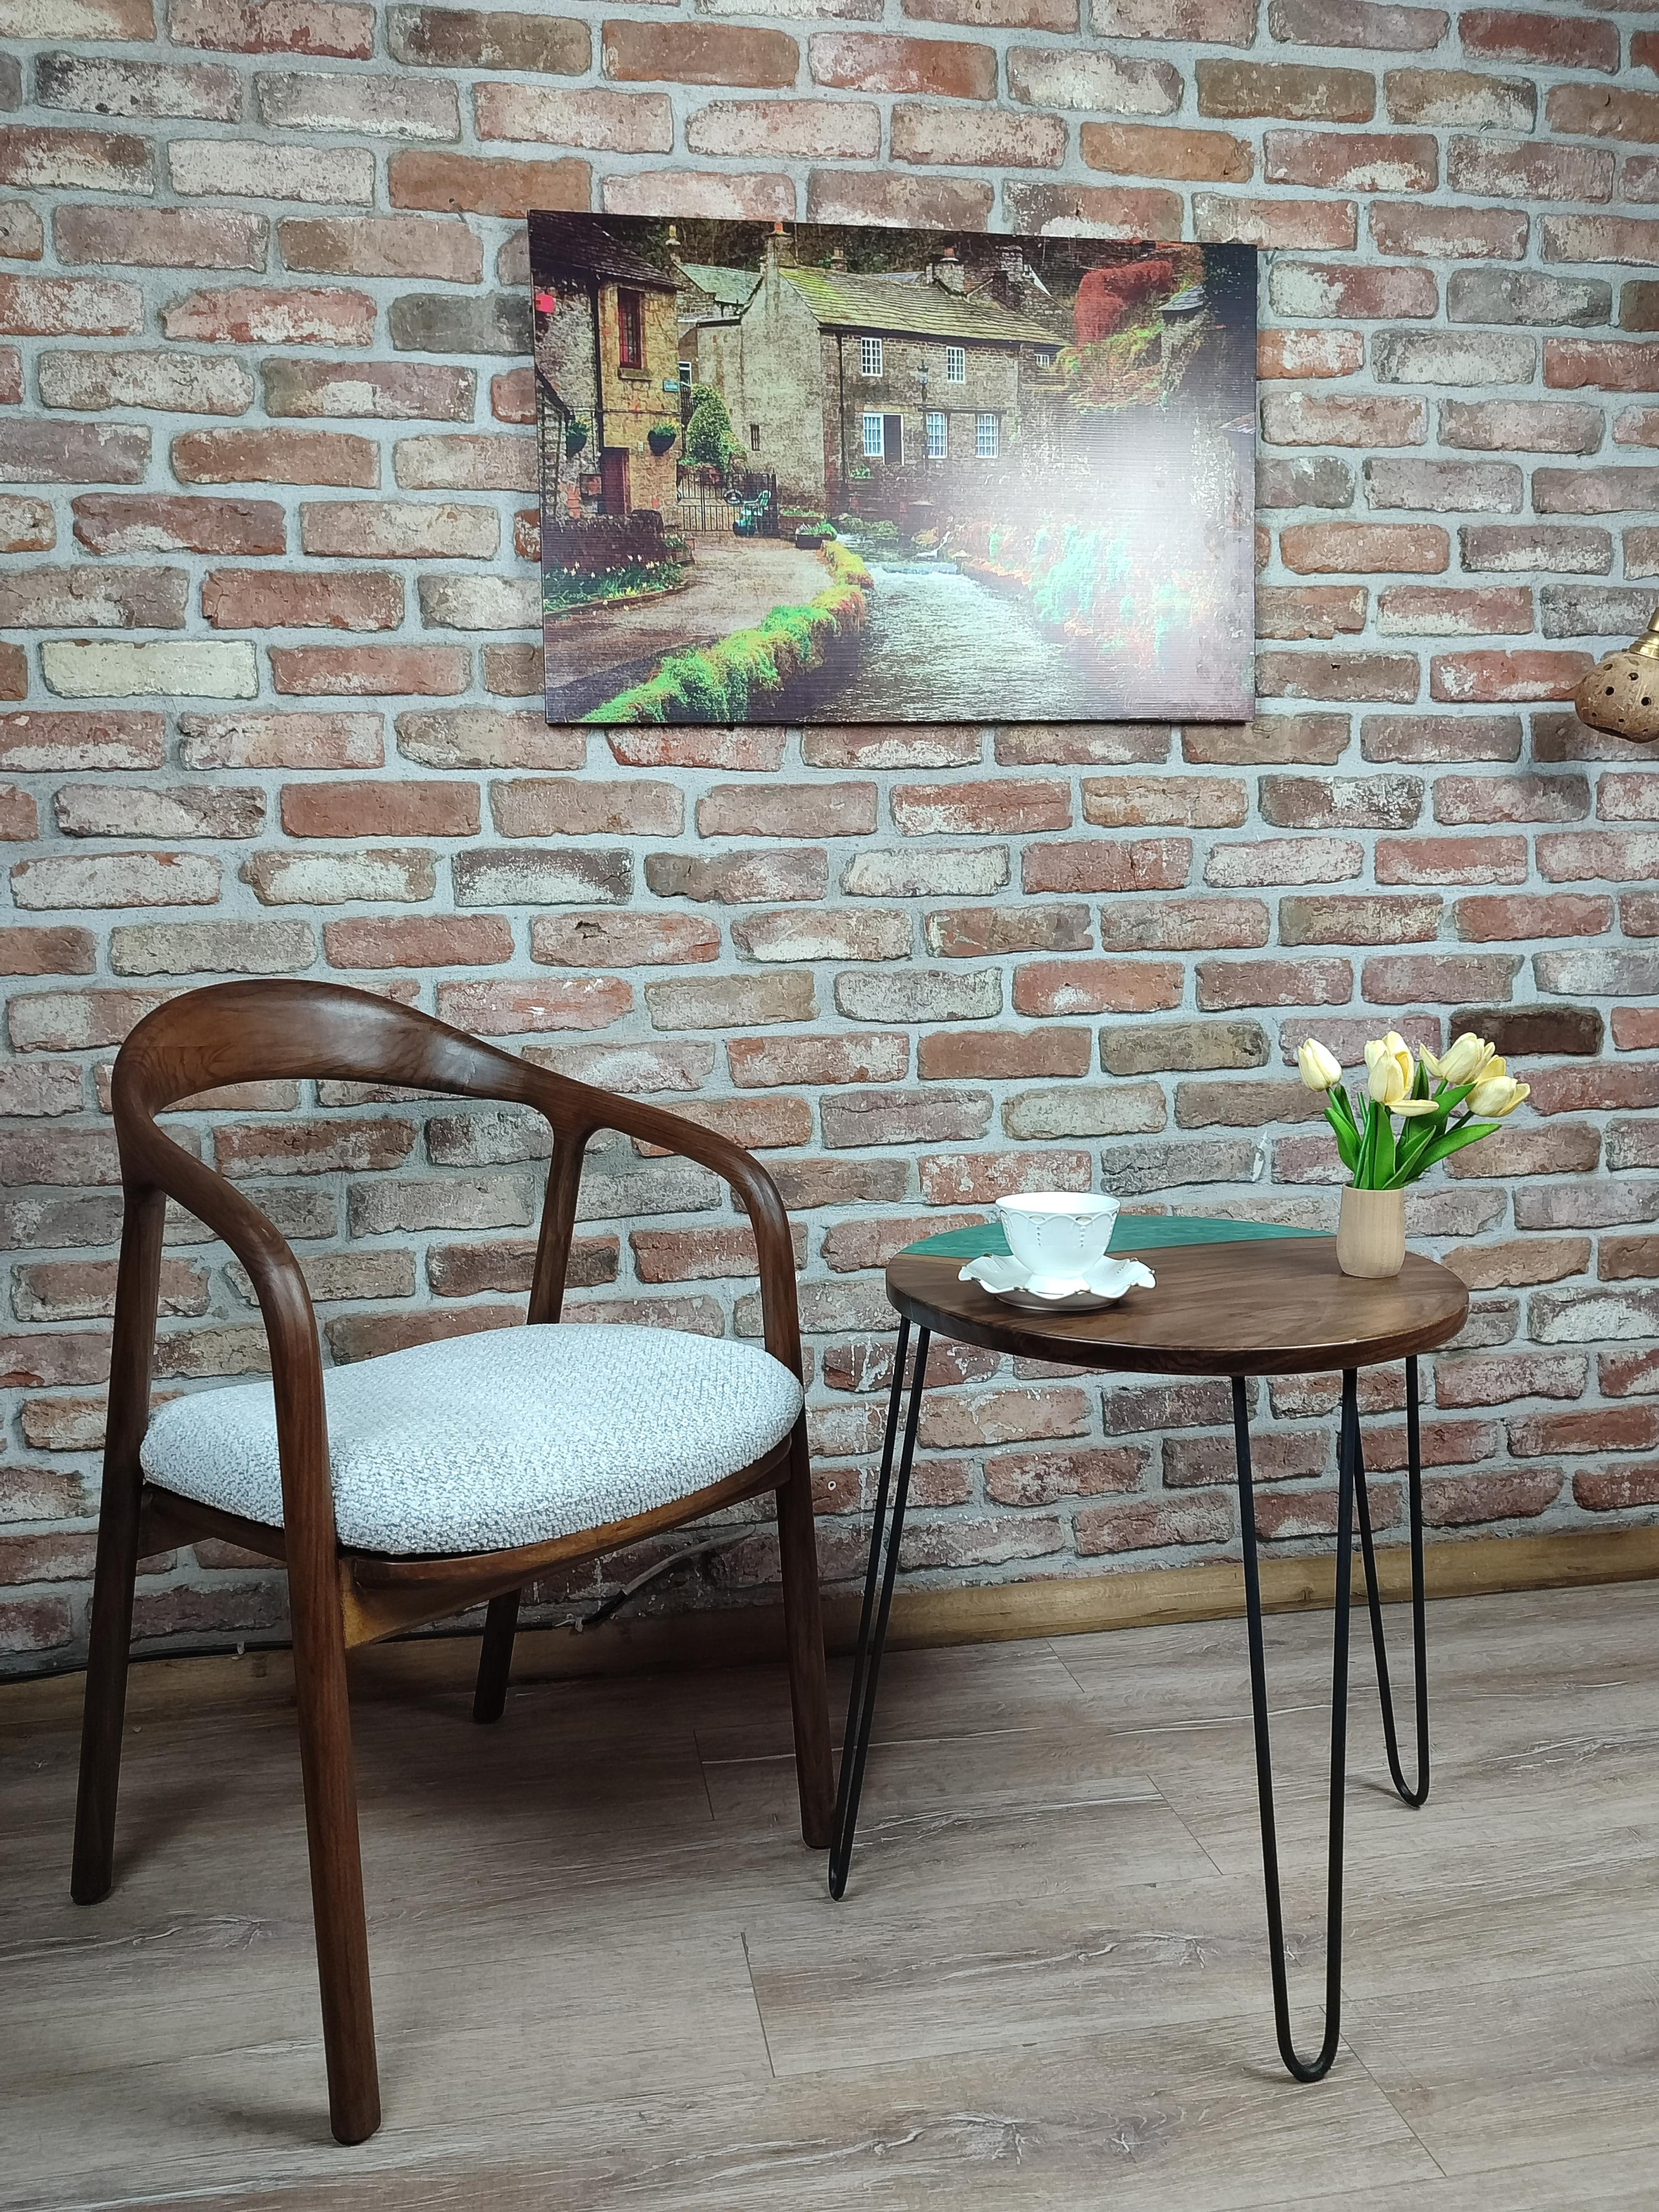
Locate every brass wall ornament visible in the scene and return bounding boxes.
[1574,606,1659,743]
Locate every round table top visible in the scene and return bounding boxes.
[885,1235,1469,1378]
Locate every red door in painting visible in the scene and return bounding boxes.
[599,447,630,516]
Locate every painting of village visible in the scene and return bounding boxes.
[528,213,1257,726]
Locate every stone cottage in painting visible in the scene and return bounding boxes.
[529,213,682,523]
[687,232,1063,520]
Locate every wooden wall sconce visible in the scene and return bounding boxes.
[1575,607,1659,743]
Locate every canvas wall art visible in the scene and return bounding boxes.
[528,212,1257,728]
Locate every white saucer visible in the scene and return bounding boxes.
[958,1251,1156,1313]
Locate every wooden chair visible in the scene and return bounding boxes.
[71,979,832,2146]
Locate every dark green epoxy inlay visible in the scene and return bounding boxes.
[902,1213,1321,1261]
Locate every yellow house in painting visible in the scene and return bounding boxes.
[529,213,681,519]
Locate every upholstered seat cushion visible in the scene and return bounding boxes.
[140,1322,805,1558]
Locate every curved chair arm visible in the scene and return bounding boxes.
[516,1072,806,1380]
[113,1107,333,1550]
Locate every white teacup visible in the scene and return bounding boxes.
[995,1192,1120,1282]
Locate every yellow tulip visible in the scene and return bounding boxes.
[1467,1074,1528,1118]
[1365,1031,1415,1100]
[1366,1050,1408,1108]
[1425,1032,1495,1087]
[1297,1038,1342,1091]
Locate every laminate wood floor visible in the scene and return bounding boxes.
[4,1582,1658,2210]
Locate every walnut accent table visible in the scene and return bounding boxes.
[827,1219,1470,2085]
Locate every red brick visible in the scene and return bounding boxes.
[1431,651,1592,703]
[1460,523,1610,573]
[531,911,718,968]
[1451,139,1614,203]
[1005,181,1185,238]
[1195,194,1360,249]
[685,97,881,161]
[1011,959,1183,1016]
[1574,1462,1659,1513]
[163,286,377,347]
[1185,715,1351,767]
[169,0,375,57]
[1281,890,1443,941]
[494,776,681,838]
[1021,837,1191,897]
[279,213,483,282]
[1081,122,1251,182]
[1378,586,1532,638]
[178,709,382,769]
[1370,202,1527,259]
[1537,468,1659,519]
[922,903,1088,957]
[1101,0,1257,34]
[0,275,144,343]
[1457,891,1610,940]
[1546,340,1659,394]
[4,420,153,488]
[1256,651,1420,703]
[807,170,990,228]
[1460,8,1620,72]
[1385,66,1533,129]
[173,427,377,488]
[0,926,96,977]
[1256,332,1365,382]
[0,124,151,194]
[1270,260,1437,321]
[0,561,191,630]
[1543,215,1659,267]
[0,643,24,700]
[1207,836,1362,887]
[72,493,283,557]
[1196,958,1353,1009]
[1420,1470,1560,1526]
[907,0,1077,24]
[1360,951,1521,1003]
[57,210,258,284]
[203,568,402,632]
[322,915,512,969]
[1260,390,1427,446]
[1197,60,1375,121]
[270,646,468,696]
[435,977,631,1034]
[811,29,994,95]
[280,779,477,838]
[893,105,1066,166]
[1265,131,1436,191]
[1280,521,1448,575]
[389,149,588,216]
[393,434,534,491]
[1076,1493,1234,1554]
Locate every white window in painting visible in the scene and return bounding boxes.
[975,411,999,459]
[945,345,966,384]
[925,410,948,459]
[862,410,884,458]
[860,336,884,378]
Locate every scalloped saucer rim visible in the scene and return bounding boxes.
[958,1251,1156,1313]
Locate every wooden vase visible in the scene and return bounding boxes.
[1336,1186,1406,1279]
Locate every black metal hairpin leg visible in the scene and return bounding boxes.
[828,1319,930,1901]
[1233,1366,1360,2083]
[1354,1355,1430,1808]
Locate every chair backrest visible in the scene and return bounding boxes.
[112,978,564,1126]
[107,978,801,1370]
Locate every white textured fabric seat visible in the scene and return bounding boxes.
[140,1322,805,1558]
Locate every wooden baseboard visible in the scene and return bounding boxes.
[5,1521,1658,1730]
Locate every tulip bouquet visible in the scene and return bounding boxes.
[1297,1029,1529,1191]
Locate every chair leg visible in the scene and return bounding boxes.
[776,1419,834,1850]
[291,1597,380,2145]
[70,1458,143,1905]
[72,1183,164,1908]
[473,1588,520,1724]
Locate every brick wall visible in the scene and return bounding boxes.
[2,0,1658,1672]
